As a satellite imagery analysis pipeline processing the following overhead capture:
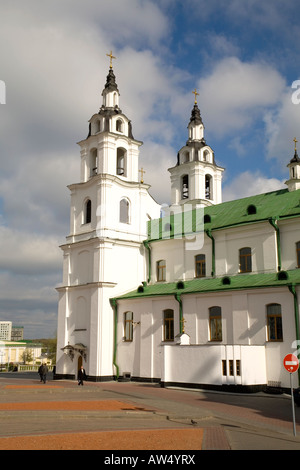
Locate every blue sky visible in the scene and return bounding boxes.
[0,0,299,338]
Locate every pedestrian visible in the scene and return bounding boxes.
[41,363,48,384]
[38,364,43,382]
[78,365,86,386]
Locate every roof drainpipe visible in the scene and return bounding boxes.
[175,293,183,334]
[109,298,120,381]
[205,229,215,277]
[268,217,281,271]
[288,284,300,385]
[143,240,151,283]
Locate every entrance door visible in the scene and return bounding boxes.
[77,355,82,378]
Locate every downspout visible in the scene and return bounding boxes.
[143,240,151,283]
[175,293,183,334]
[110,298,119,380]
[205,229,215,277]
[288,284,300,385]
[268,217,281,271]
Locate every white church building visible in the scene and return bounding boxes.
[55,56,300,392]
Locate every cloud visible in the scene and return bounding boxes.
[223,170,285,202]
[197,57,286,137]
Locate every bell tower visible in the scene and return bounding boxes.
[55,53,160,381]
[168,89,224,208]
[286,138,300,192]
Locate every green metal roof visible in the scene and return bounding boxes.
[147,188,300,241]
[115,269,300,301]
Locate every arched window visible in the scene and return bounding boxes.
[296,241,300,268]
[205,174,212,199]
[239,247,252,273]
[124,311,133,342]
[120,198,130,224]
[163,309,174,341]
[117,148,126,176]
[195,254,206,278]
[209,306,222,341]
[85,199,91,224]
[182,175,189,199]
[156,259,166,281]
[116,118,123,133]
[267,304,283,341]
[90,148,97,177]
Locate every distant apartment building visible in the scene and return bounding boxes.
[0,321,12,341]
[11,326,24,341]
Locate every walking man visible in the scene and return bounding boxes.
[78,365,87,386]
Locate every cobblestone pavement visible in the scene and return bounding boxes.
[0,372,300,452]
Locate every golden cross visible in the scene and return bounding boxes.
[294,137,298,152]
[192,88,199,104]
[139,168,145,183]
[106,50,116,69]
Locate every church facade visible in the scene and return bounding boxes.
[55,58,300,391]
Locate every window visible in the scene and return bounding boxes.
[90,149,97,176]
[205,174,212,199]
[116,119,123,133]
[119,198,129,224]
[85,199,91,224]
[296,242,300,268]
[124,312,133,342]
[209,306,222,341]
[222,360,227,376]
[157,260,166,281]
[195,254,206,278]
[239,247,252,273]
[267,303,283,341]
[117,148,126,176]
[182,175,189,199]
[163,309,174,341]
[229,360,234,376]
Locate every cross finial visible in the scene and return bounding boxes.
[139,168,145,183]
[106,50,116,69]
[192,88,199,104]
[294,137,298,152]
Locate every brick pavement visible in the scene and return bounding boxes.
[0,374,300,450]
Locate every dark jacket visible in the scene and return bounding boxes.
[78,368,86,380]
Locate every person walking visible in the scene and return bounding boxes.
[38,364,43,382]
[78,365,86,386]
[41,363,48,384]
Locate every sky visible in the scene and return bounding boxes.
[0,0,300,338]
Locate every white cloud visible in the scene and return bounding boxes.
[197,57,286,137]
[223,170,285,202]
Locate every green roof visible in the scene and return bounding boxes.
[147,188,300,241]
[115,269,300,301]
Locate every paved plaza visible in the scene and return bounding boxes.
[0,372,300,452]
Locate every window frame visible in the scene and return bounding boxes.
[156,259,166,282]
[163,309,174,342]
[195,254,206,278]
[209,306,222,341]
[239,247,252,273]
[123,311,133,342]
[267,303,283,341]
[119,198,130,224]
[84,199,92,224]
[296,241,300,268]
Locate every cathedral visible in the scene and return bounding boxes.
[55,54,300,392]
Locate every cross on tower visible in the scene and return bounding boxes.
[106,50,116,69]
[294,137,298,152]
[192,88,199,104]
[139,168,145,183]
